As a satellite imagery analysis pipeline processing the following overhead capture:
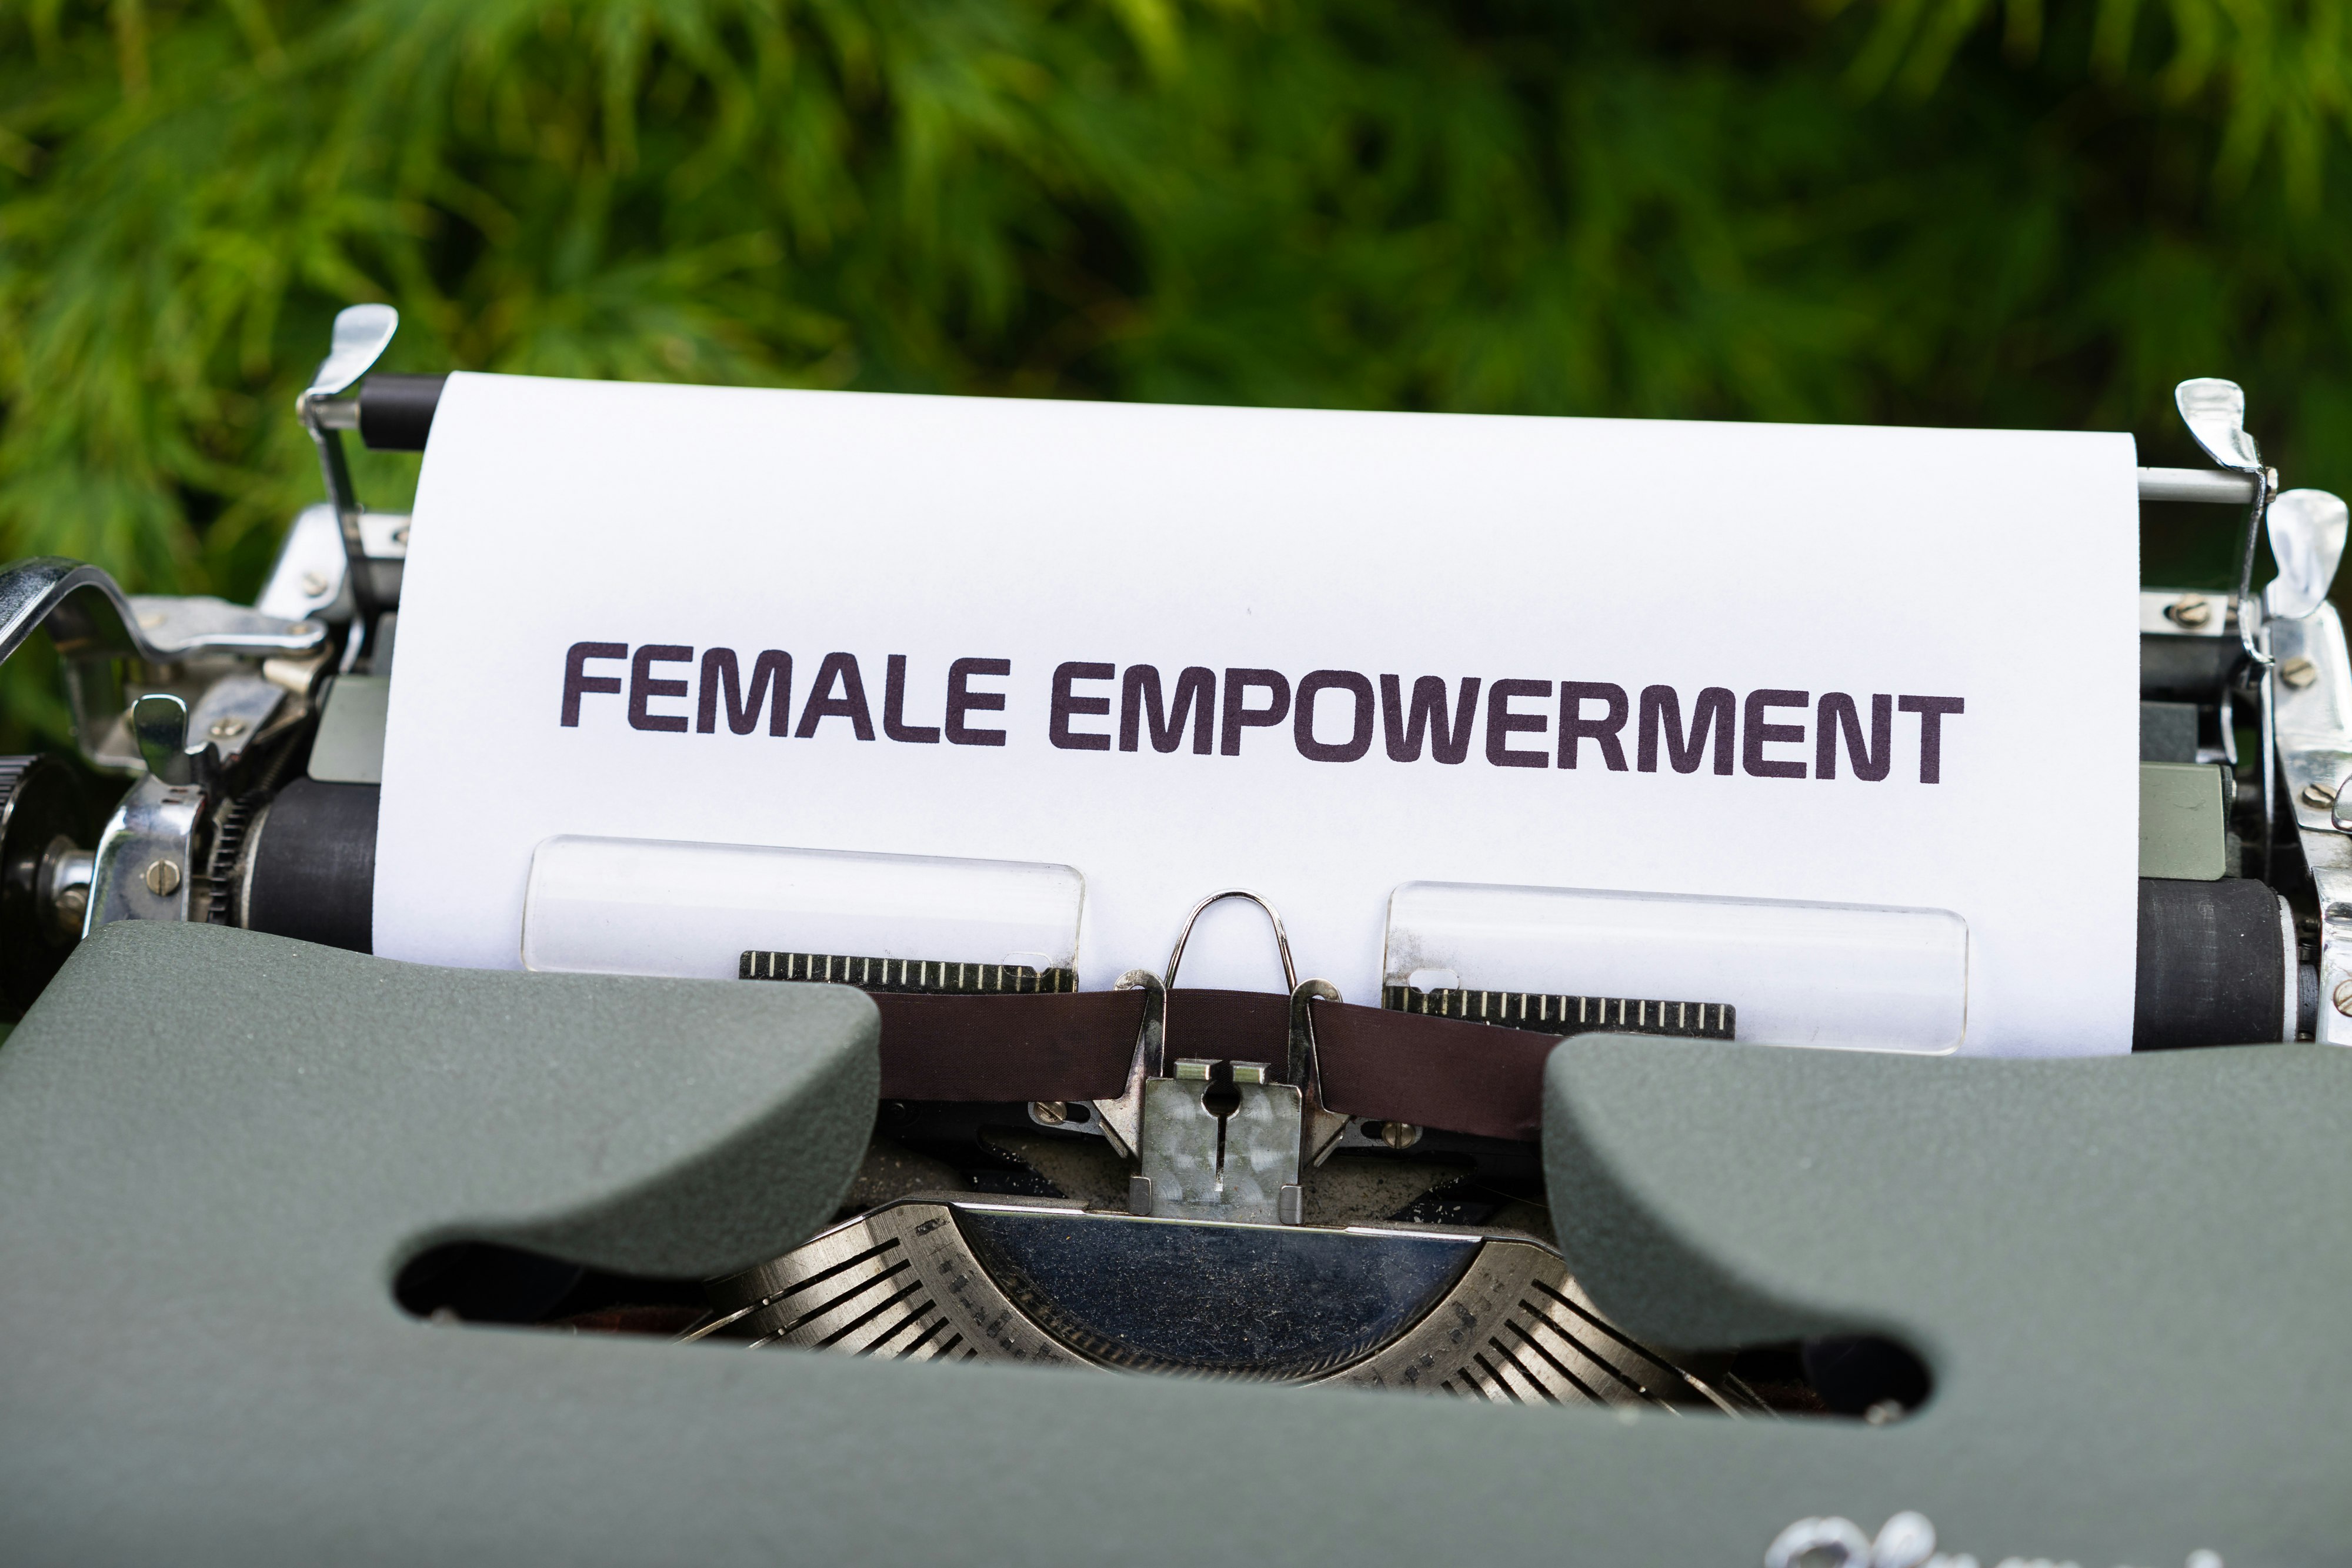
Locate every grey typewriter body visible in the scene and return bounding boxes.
[2,311,2348,1566]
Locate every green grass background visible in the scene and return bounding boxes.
[4,0,2349,746]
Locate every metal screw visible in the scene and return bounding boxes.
[391,524,411,546]
[138,612,167,630]
[208,716,247,740]
[1379,1120,1423,1149]
[144,860,182,897]
[299,571,331,598]
[286,622,318,636]
[2167,593,2213,629]
[2302,781,2338,809]
[2281,655,2320,689]
[1029,1100,1070,1126]
[1863,1399,1904,1426]
[2334,979,2352,1019]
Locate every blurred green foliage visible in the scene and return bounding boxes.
[3,0,2350,747]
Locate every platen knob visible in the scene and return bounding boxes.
[0,755,105,1020]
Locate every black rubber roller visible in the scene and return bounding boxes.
[2134,877,2287,1049]
[358,373,446,452]
[226,789,2302,1044]
[243,780,378,953]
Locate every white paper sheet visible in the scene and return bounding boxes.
[378,372,2140,1054]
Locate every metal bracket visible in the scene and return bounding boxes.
[186,674,289,769]
[1132,1059,1304,1225]
[83,695,225,934]
[2167,381,2352,883]
[1288,977,1352,1169]
[1091,968,1163,1160]
[2266,602,2352,1044]
[1103,889,1341,1224]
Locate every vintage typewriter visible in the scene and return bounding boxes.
[2,308,2348,1567]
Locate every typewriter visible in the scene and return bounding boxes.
[2,308,2348,1568]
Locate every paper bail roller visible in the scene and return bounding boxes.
[1382,880,1970,1054]
[521,835,1083,982]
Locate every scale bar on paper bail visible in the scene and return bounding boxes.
[742,950,1080,996]
[1382,984,1735,1040]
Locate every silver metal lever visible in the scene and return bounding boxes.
[128,692,226,793]
[297,304,399,651]
[2265,489,2350,623]
[129,694,195,785]
[0,557,323,769]
[2175,378,2284,878]
[2174,378,2278,670]
[1,558,321,670]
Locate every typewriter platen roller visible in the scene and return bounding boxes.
[6,311,2352,1564]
